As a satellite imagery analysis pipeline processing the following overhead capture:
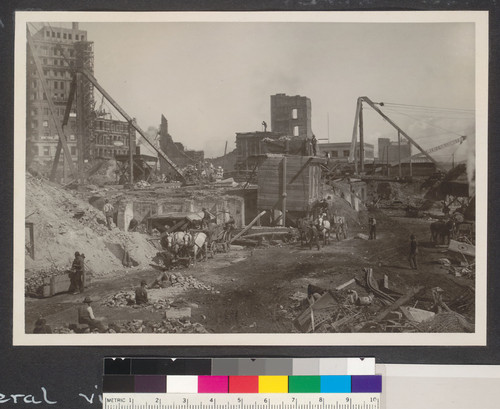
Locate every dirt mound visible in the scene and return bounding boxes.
[328,195,367,226]
[25,175,156,276]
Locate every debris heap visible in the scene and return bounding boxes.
[25,174,157,276]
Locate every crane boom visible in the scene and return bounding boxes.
[78,68,185,181]
[389,135,466,166]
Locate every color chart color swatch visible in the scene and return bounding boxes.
[103,375,382,393]
[104,358,375,376]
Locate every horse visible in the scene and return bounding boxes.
[430,219,455,245]
[316,214,331,245]
[189,231,208,263]
[297,218,321,250]
[161,231,190,256]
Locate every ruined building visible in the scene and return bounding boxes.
[270,93,313,139]
[158,115,204,177]
[235,94,314,170]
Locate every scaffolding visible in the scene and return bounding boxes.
[75,41,95,162]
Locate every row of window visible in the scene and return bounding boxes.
[325,150,374,158]
[96,121,130,133]
[41,57,67,67]
[45,30,85,41]
[31,80,67,90]
[33,145,77,157]
[94,134,129,146]
[31,119,76,131]
[31,107,75,117]
[95,148,129,158]
[36,45,75,58]
[30,91,66,101]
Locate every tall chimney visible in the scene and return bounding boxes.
[72,22,79,30]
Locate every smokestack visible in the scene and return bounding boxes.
[72,22,79,30]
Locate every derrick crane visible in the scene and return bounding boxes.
[349,96,446,173]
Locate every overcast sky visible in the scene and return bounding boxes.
[73,21,475,159]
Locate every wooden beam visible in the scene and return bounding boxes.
[230,211,267,243]
[288,157,313,185]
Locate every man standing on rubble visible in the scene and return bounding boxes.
[409,234,418,269]
[103,199,114,230]
[71,251,84,294]
[311,134,318,156]
[135,280,149,305]
[368,216,377,240]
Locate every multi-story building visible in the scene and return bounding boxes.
[93,116,135,159]
[317,142,375,162]
[378,137,412,163]
[270,94,313,139]
[26,23,92,165]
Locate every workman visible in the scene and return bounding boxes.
[103,199,114,230]
[33,317,52,334]
[409,234,418,270]
[311,134,318,156]
[71,251,85,294]
[78,297,107,333]
[201,207,211,229]
[368,216,377,240]
[135,280,149,305]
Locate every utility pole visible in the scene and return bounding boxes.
[398,131,402,178]
[409,143,413,177]
[327,113,330,143]
[281,156,287,227]
[359,103,365,173]
[129,122,134,185]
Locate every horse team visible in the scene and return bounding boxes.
[297,213,348,250]
[160,230,209,264]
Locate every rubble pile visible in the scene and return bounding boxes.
[101,291,174,310]
[108,319,209,334]
[101,291,135,307]
[418,312,474,333]
[51,319,209,334]
[25,174,157,276]
[25,266,70,296]
[152,272,219,293]
[293,268,474,334]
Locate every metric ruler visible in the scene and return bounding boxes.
[103,393,382,409]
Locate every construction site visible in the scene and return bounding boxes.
[24,23,476,337]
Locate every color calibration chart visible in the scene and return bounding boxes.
[103,358,382,409]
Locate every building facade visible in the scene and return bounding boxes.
[378,137,411,163]
[93,116,135,159]
[318,142,375,162]
[26,23,93,165]
[270,94,313,139]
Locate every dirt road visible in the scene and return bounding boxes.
[25,211,474,334]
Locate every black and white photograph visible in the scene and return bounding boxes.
[14,11,488,345]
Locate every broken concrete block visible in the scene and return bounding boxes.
[401,306,435,323]
[165,307,191,320]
